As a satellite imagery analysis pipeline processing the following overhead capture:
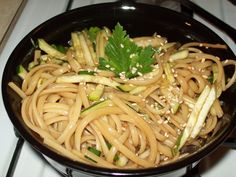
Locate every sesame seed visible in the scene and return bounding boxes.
[137,72,143,76]
[157,119,163,124]
[130,53,136,58]
[164,132,169,137]
[201,58,206,63]
[163,157,169,161]
[163,120,168,124]
[131,67,137,74]
[159,53,164,57]
[119,71,126,80]
[165,110,171,115]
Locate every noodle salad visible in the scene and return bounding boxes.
[9,23,236,168]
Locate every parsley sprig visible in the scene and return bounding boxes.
[99,23,155,79]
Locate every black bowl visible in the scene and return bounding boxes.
[2,1,236,176]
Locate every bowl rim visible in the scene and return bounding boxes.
[2,1,236,176]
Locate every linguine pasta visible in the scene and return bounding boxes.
[8,24,236,168]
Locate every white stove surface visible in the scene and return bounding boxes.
[0,0,236,176]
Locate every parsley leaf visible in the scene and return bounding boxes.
[98,23,155,79]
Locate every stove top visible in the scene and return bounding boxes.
[0,0,236,177]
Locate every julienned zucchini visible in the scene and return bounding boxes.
[190,86,216,138]
[78,70,96,75]
[38,39,66,60]
[81,99,113,117]
[16,65,28,79]
[56,74,148,95]
[163,62,175,83]
[169,49,189,61]
[56,74,120,88]
[88,147,101,156]
[176,85,216,150]
[56,74,138,92]
[28,61,38,70]
[88,84,104,101]
[117,84,135,92]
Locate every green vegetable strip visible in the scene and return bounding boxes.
[88,84,104,101]
[16,65,28,80]
[88,147,101,156]
[88,26,101,43]
[56,74,120,88]
[81,100,113,117]
[169,49,189,61]
[190,86,216,138]
[38,39,66,60]
[78,33,95,66]
[177,85,211,150]
[78,70,96,75]
[163,62,175,83]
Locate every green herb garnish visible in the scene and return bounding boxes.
[99,23,155,79]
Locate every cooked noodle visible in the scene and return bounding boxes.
[9,25,236,168]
